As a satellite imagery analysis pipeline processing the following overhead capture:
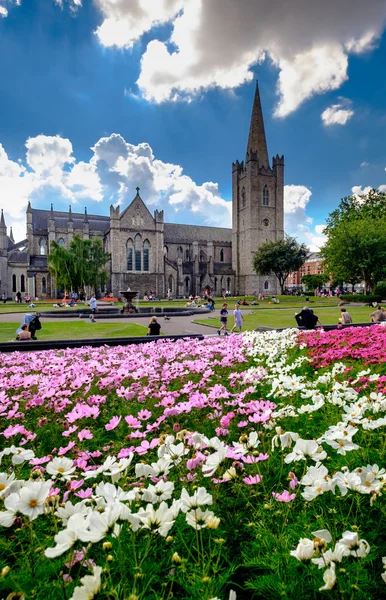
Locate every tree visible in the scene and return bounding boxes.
[321,190,386,292]
[48,235,109,295]
[301,274,328,291]
[253,236,309,294]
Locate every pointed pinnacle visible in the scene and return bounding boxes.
[246,80,269,168]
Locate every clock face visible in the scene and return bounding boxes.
[263,218,270,227]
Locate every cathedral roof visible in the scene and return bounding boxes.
[8,250,28,264]
[31,208,109,232]
[164,222,232,244]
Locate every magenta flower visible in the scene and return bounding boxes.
[125,415,142,428]
[78,429,93,441]
[75,488,93,499]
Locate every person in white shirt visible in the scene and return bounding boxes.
[90,295,97,323]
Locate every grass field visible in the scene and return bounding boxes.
[195,305,376,330]
[0,296,342,314]
[0,321,148,342]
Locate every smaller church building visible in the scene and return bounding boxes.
[0,82,284,299]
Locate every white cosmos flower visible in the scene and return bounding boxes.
[70,565,102,600]
[285,439,327,464]
[55,500,90,526]
[180,487,213,512]
[0,493,20,527]
[163,442,189,464]
[135,457,172,479]
[324,438,360,455]
[186,508,216,530]
[138,501,175,537]
[46,457,76,480]
[319,562,336,591]
[312,544,349,568]
[0,472,16,497]
[336,531,370,557]
[45,512,90,558]
[333,471,361,496]
[271,428,299,451]
[80,505,121,543]
[202,443,228,477]
[2,446,35,466]
[142,480,174,504]
[104,455,134,483]
[290,538,315,561]
[312,529,332,544]
[16,480,52,521]
[94,481,136,504]
[81,455,117,480]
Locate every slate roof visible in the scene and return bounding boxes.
[8,251,28,264]
[164,223,232,244]
[31,209,109,233]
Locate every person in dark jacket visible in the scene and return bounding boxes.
[295,306,320,329]
[147,316,161,336]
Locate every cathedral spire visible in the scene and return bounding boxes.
[9,227,14,243]
[246,80,269,169]
[84,207,89,223]
[68,205,73,222]
[0,209,5,229]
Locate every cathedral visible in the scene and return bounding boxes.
[0,82,284,299]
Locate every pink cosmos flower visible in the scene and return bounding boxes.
[243,475,262,485]
[105,416,122,431]
[75,488,93,498]
[78,429,93,441]
[49,487,60,496]
[125,415,142,428]
[137,409,152,420]
[272,490,296,502]
[58,441,76,456]
[62,426,78,437]
[288,472,299,490]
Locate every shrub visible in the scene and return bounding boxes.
[374,282,386,300]
[339,294,382,303]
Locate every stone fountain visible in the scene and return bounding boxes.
[119,290,139,314]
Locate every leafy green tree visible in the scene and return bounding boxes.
[321,190,386,292]
[301,274,328,291]
[253,236,309,294]
[87,238,110,295]
[48,235,109,296]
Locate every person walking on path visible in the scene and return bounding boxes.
[231,304,244,333]
[16,291,22,304]
[147,316,161,336]
[90,295,97,323]
[338,308,352,325]
[218,303,229,336]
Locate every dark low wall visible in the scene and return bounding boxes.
[0,334,204,354]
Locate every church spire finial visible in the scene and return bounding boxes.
[68,205,73,222]
[246,80,269,169]
[84,207,89,223]
[136,186,140,196]
[0,209,5,229]
[9,226,14,243]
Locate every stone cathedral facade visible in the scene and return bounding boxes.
[0,82,284,299]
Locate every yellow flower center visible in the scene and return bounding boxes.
[57,468,65,473]
[29,499,38,508]
[0,483,5,491]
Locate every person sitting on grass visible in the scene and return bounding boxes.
[338,308,352,325]
[16,313,41,340]
[370,306,386,323]
[218,303,229,336]
[231,304,244,333]
[147,316,161,336]
[17,323,32,341]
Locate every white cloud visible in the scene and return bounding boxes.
[284,185,327,251]
[321,99,354,126]
[91,0,386,116]
[0,0,21,17]
[0,5,8,16]
[0,133,234,240]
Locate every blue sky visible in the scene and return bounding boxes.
[0,0,385,248]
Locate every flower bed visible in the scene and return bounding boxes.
[1,327,386,599]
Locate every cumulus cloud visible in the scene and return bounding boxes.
[91,0,386,116]
[321,99,354,126]
[0,132,234,241]
[352,184,386,198]
[284,185,327,251]
[0,0,21,17]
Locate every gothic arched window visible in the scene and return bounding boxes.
[185,249,190,261]
[220,249,224,262]
[263,185,269,207]
[264,279,269,290]
[177,246,183,258]
[135,234,142,271]
[58,238,65,247]
[42,277,47,294]
[199,251,205,263]
[242,186,246,208]
[127,239,133,271]
[168,275,174,293]
[12,274,16,293]
[143,239,150,272]
[185,276,190,294]
[39,238,48,255]
[21,274,25,293]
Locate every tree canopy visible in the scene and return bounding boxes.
[48,235,109,295]
[301,274,328,291]
[321,189,386,292]
[253,236,309,294]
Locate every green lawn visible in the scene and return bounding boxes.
[195,305,376,330]
[0,321,148,342]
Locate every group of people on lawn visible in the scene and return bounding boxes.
[294,305,386,329]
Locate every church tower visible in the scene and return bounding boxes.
[232,81,284,295]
